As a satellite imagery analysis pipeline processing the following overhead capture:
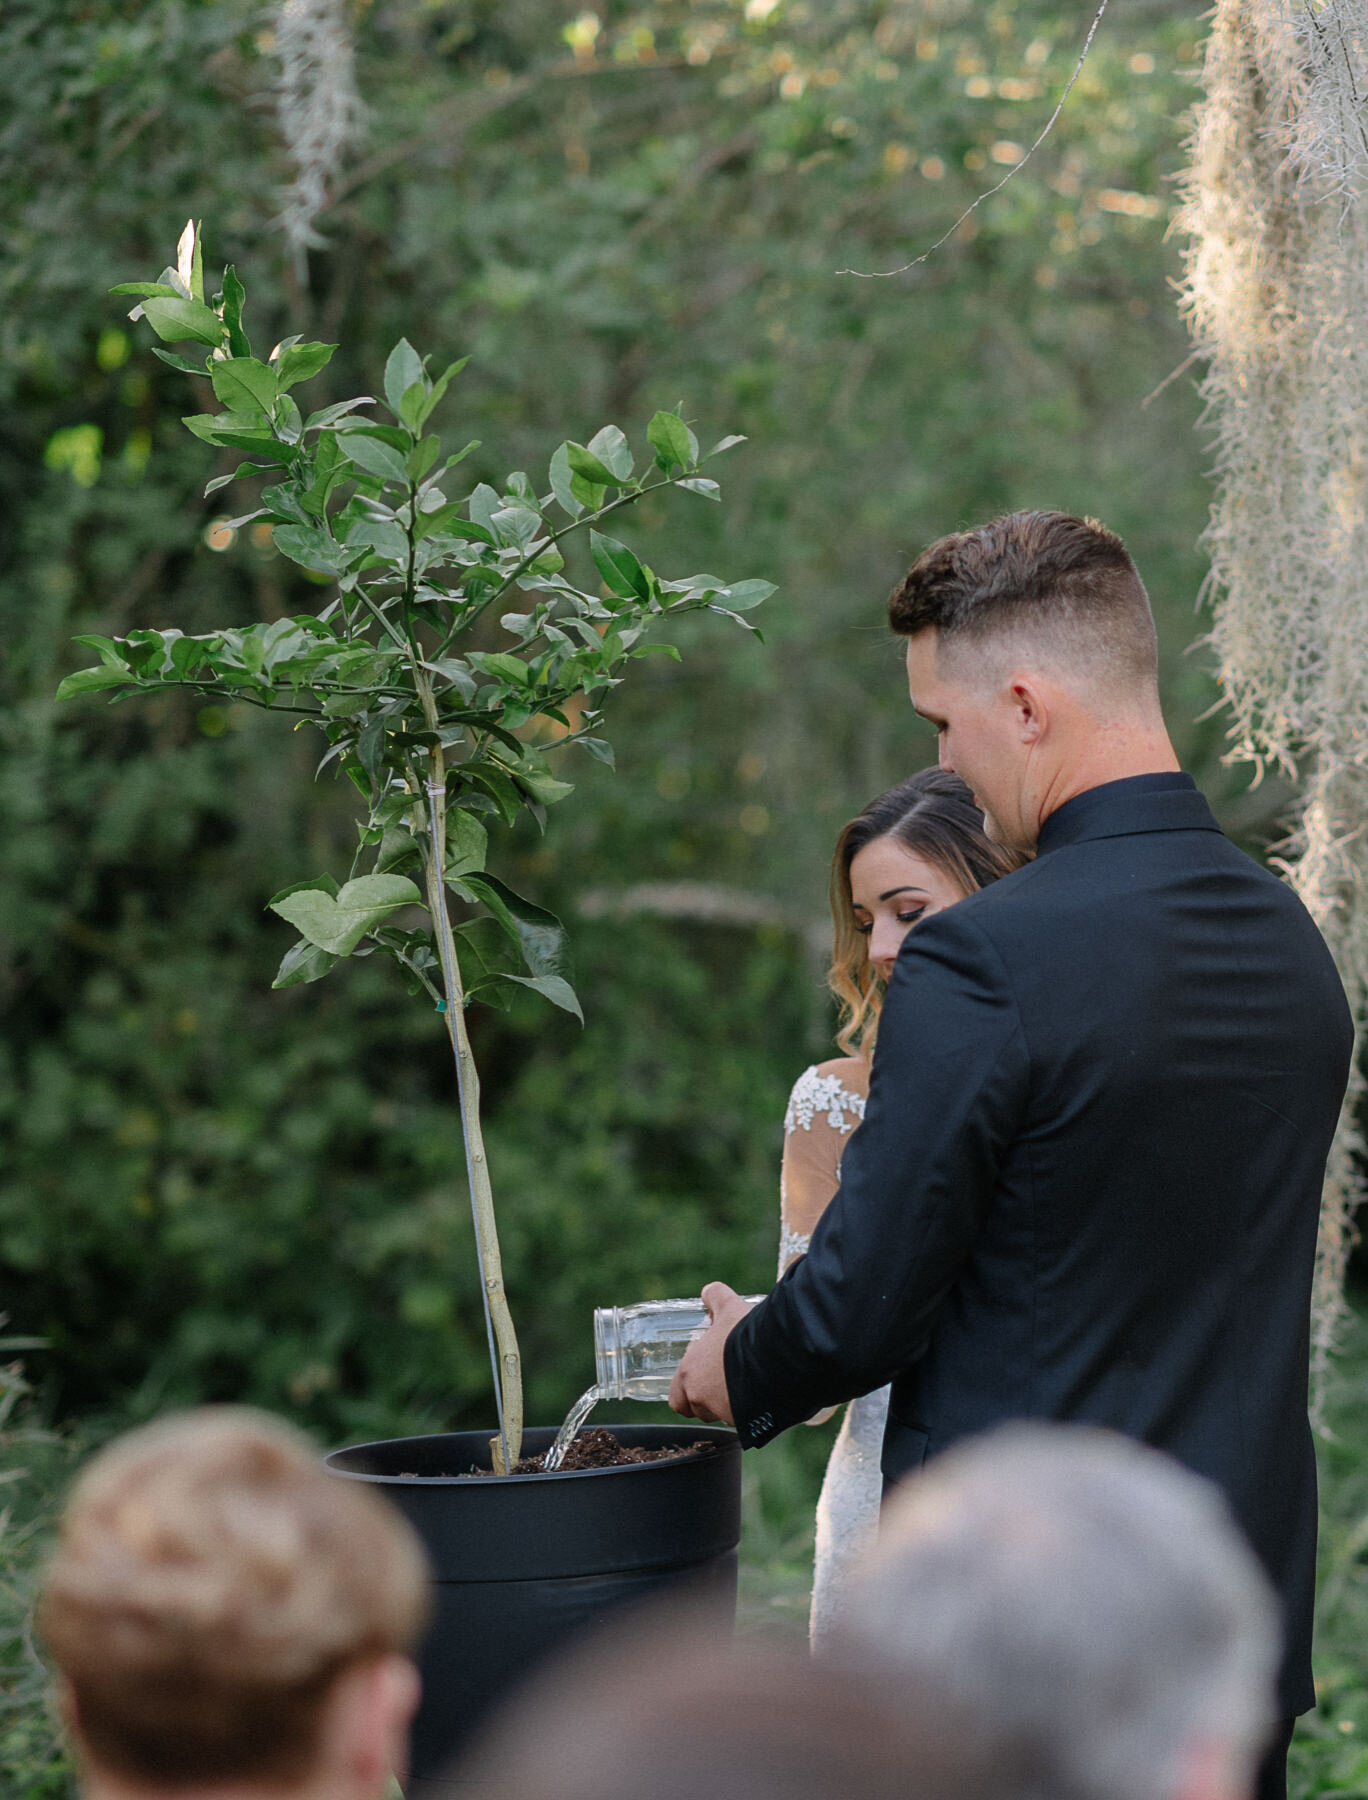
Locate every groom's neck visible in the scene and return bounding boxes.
[1031,714,1182,835]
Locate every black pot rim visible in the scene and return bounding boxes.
[325,1423,738,1487]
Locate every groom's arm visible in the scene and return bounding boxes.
[715,909,1027,1447]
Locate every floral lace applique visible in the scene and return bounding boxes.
[784,1065,867,1137]
[779,1223,812,1271]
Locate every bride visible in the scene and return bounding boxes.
[779,767,1022,1647]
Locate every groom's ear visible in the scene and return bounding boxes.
[1007,676,1047,744]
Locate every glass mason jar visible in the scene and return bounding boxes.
[593,1296,766,1401]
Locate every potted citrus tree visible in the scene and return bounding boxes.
[58,223,772,1786]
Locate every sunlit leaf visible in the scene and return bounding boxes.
[140,295,223,347]
[272,524,350,575]
[337,430,410,486]
[275,341,337,390]
[716,579,774,611]
[269,874,422,957]
[210,357,279,414]
[55,665,132,699]
[548,442,583,517]
[586,424,633,481]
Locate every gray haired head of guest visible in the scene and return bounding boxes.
[828,1424,1278,1800]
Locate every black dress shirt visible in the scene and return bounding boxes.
[725,774,1352,1714]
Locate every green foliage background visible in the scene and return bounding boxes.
[3,0,1261,1442]
[2,3,1366,1795]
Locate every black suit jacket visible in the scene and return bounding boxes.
[726,774,1352,1714]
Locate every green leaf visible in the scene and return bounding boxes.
[275,340,337,390]
[647,410,698,470]
[269,874,422,957]
[490,503,543,549]
[375,826,421,875]
[204,460,279,495]
[398,380,430,432]
[472,652,530,685]
[151,347,208,376]
[210,357,279,414]
[73,633,131,668]
[453,916,522,994]
[169,633,208,677]
[271,940,339,988]
[414,355,468,430]
[266,873,342,906]
[512,762,573,806]
[548,443,583,517]
[572,473,607,510]
[565,442,620,488]
[337,431,411,486]
[459,764,523,825]
[220,265,250,358]
[355,719,388,785]
[110,281,184,298]
[407,435,441,484]
[463,873,573,983]
[717,579,774,611]
[705,434,747,459]
[678,477,720,500]
[442,438,480,472]
[504,972,583,1021]
[586,424,633,481]
[591,531,650,600]
[446,810,488,878]
[576,736,615,767]
[384,339,426,418]
[422,657,478,699]
[416,502,482,543]
[344,516,408,562]
[272,524,350,575]
[468,483,502,533]
[257,482,310,527]
[709,605,762,634]
[140,295,223,347]
[305,397,377,431]
[55,665,132,699]
[182,412,285,459]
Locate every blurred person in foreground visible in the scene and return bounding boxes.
[456,1607,1013,1800]
[672,511,1351,1799]
[829,1424,1280,1800]
[40,1407,427,1800]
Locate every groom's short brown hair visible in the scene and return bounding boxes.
[888,511,1159,703]
[40,1407,428,1790]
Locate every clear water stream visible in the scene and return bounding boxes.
[542,1384,603,1472]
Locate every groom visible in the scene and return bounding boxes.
[671,511,1352,1799]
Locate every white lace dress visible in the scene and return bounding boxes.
[779,1059,889,1652]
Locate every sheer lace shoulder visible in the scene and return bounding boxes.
[784,1058,868,1136]
[779,1058,869,1275]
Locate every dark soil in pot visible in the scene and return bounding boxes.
[326,1422,742,1796]
[407,1426,719,1475]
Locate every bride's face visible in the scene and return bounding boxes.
[849,835,968,981]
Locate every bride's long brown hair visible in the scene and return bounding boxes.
[829,768,1024,1059]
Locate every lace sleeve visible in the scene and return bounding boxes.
[778,1062,868,1277]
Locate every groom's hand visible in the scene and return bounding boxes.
[668,1282,754,1425]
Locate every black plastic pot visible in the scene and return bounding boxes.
[326,1422,742,1795]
